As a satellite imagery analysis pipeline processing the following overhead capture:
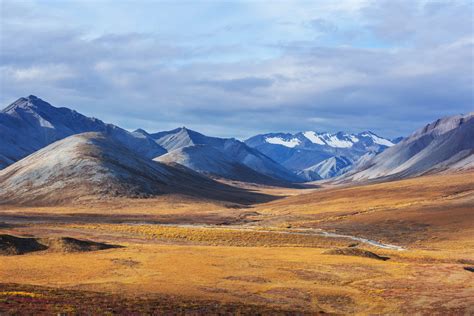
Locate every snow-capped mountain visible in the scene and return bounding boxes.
[342,113,474,181]
[245,130,394,179]
[0,96,166,169]
[0,132,265,205]
[246,131,393,152]
[137,127,303,183]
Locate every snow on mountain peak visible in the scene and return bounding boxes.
[360,131,394,147]
[324,134,353,148]
[349,135,359,143]
[303,131,325,145]
[263,131,394,149]
[2,95,55,115]
[265,136,301,148]
[302,131,367,148]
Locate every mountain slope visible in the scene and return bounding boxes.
[139,127,303,183]
[155,144,291,185]
[343,113,474,181]
[297,156,353,181]
[0,133,271,205]
[0,96,166,169]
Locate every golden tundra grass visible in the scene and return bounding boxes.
[0,171,473,314]
[1,237,473,314]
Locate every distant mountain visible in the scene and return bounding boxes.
[0,133,269,205]
[296,156,353,181]
[245,131,394,180]
[342,113,474,181]
[137,127,303,183]
[155,144,290,185]
[0,95,166,169]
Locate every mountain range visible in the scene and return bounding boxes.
[244,130,397,180]
[137,127,302,184]
[0,95,472,195]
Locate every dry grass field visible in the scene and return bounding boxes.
[1,171,473,314]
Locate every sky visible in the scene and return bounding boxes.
[0,0,473,139]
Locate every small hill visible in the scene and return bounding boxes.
[0,234,119,255]
[0,235,47,255]
[0,132,274,205]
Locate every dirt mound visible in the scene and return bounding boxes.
[323,247,390,261]
[0,235,120,255]
[40,237,120,253]
[0,234,47,255]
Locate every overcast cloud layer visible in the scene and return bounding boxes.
[0,0,472,139]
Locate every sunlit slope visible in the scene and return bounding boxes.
[0,132,274,206]
[256,171,474,246]
[343,112,474,181]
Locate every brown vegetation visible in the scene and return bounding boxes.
[0,235,47,255]
[0,171,473,314]
[323,247,390,261]
[0,234,119,255]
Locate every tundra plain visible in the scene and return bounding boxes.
[1,171,473,314]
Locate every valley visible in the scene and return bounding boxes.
[1,0,472,313]
[0,96,473,314]
[1,171,473,314]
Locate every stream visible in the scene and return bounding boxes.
[155,223,407,251]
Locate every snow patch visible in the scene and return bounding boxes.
[265,137,301,148]
[349,135,359,143]
[361,133,394,147]
[324,135,353,148]
[303,131,325,145]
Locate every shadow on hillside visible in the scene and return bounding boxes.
[163,163,307,205]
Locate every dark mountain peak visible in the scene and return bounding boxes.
[176,126,204,138]
[133,128,150,136]
[176,126,191,134]
[2,95,54,114]
[155,126,212,143]
[2,97,29,113]
[27,94,40,100]
[358,130,376,136]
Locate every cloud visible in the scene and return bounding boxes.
[309,18,338,34]
[197,77,274,94]
[361,0,474,46]
[0,0,472,139]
